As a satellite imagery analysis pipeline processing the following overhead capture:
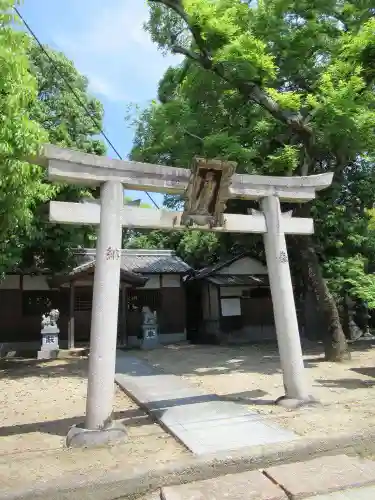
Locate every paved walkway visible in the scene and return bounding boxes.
[149,455,375,499]
[115,350,296,455]
[311,486,375,499]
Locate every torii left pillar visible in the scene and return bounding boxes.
[66,181,128,447]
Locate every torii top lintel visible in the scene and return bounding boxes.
[33,144,333,203]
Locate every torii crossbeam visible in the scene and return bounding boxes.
[31,145,333,447]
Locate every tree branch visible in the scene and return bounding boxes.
[149,0,315,169]
[171,45,202,63]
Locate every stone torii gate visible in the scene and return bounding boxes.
[33,145,333,446]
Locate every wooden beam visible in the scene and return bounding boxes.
[31,145,333,202]
[49,201,314,235]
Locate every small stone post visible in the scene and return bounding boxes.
[140,306,159,349]
[37,309,60,360]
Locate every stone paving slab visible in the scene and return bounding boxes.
[309,485,375,499]
[264,454,375,499]
[115,351,296,455]
[140,492,161,500]
[160,470,288,500]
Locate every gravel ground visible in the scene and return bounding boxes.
[0,356,187,494]
[136,341,375,437]
[1,342,375,495]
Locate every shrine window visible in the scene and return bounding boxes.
[127,289,160,312]
[22,291,60,316]
[74,288,93,312]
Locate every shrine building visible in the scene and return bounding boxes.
[0,250,322,353]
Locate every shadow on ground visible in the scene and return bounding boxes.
[0,408,148,439]
[0,389,274,440]
[126,339,375,379]
[0,357,88,380]
[351,366,375,379]
[315,378,375,390]
[121,342,324,379]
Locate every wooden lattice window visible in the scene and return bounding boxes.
[74,288,93,312]
[127,289,160,312]
[22,291,60,316]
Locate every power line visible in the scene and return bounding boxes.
[14,6,160,209]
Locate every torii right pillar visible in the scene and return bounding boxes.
[261,195,313,407]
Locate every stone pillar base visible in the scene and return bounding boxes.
[275,394,319,410]
[66,421,128,448]
[37,350,58,360]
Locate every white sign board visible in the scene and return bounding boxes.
[221,297,241,317]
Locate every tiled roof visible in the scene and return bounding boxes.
[187,252,268,284]
[75,249,191,274]
[207,275,266,286]
[191,253,247,279]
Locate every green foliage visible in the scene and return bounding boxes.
[28,42,105,156]
[324,256,375,308]
[17,40,107,273]
[123,228,221,267]
[131,0,375,302]
[124,196,152,208]
[0,2,47,272]
[0,3,107,274]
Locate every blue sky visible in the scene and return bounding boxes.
[19,0,180,206]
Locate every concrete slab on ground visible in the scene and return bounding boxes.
[309,485,375,499]
[161,470,287,500]
[115,350,296,455]
[264,454,375,499]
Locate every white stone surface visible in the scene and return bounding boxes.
[115,351,296,455]
[85,181,123,430]
[49,201,315,234]
[310,486,375,499]
[34,144,333,201]
[262,195,309,400]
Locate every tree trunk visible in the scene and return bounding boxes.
[297,237,350,361]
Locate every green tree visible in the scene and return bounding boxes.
[131,0,375,360]
[18,40,106,272]
[123,227,223,267]
[0,2,46,273]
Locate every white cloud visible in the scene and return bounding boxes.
[87,75,129,102]
[53,0,180,103]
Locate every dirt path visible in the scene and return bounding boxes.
[0,356,187,494]
[136,342,375,437]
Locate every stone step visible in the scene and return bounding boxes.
[310,485,375,499]
[161,470,287,499]
[140,493,161,500]
[159,455,375,500]
[264,454,375,499]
